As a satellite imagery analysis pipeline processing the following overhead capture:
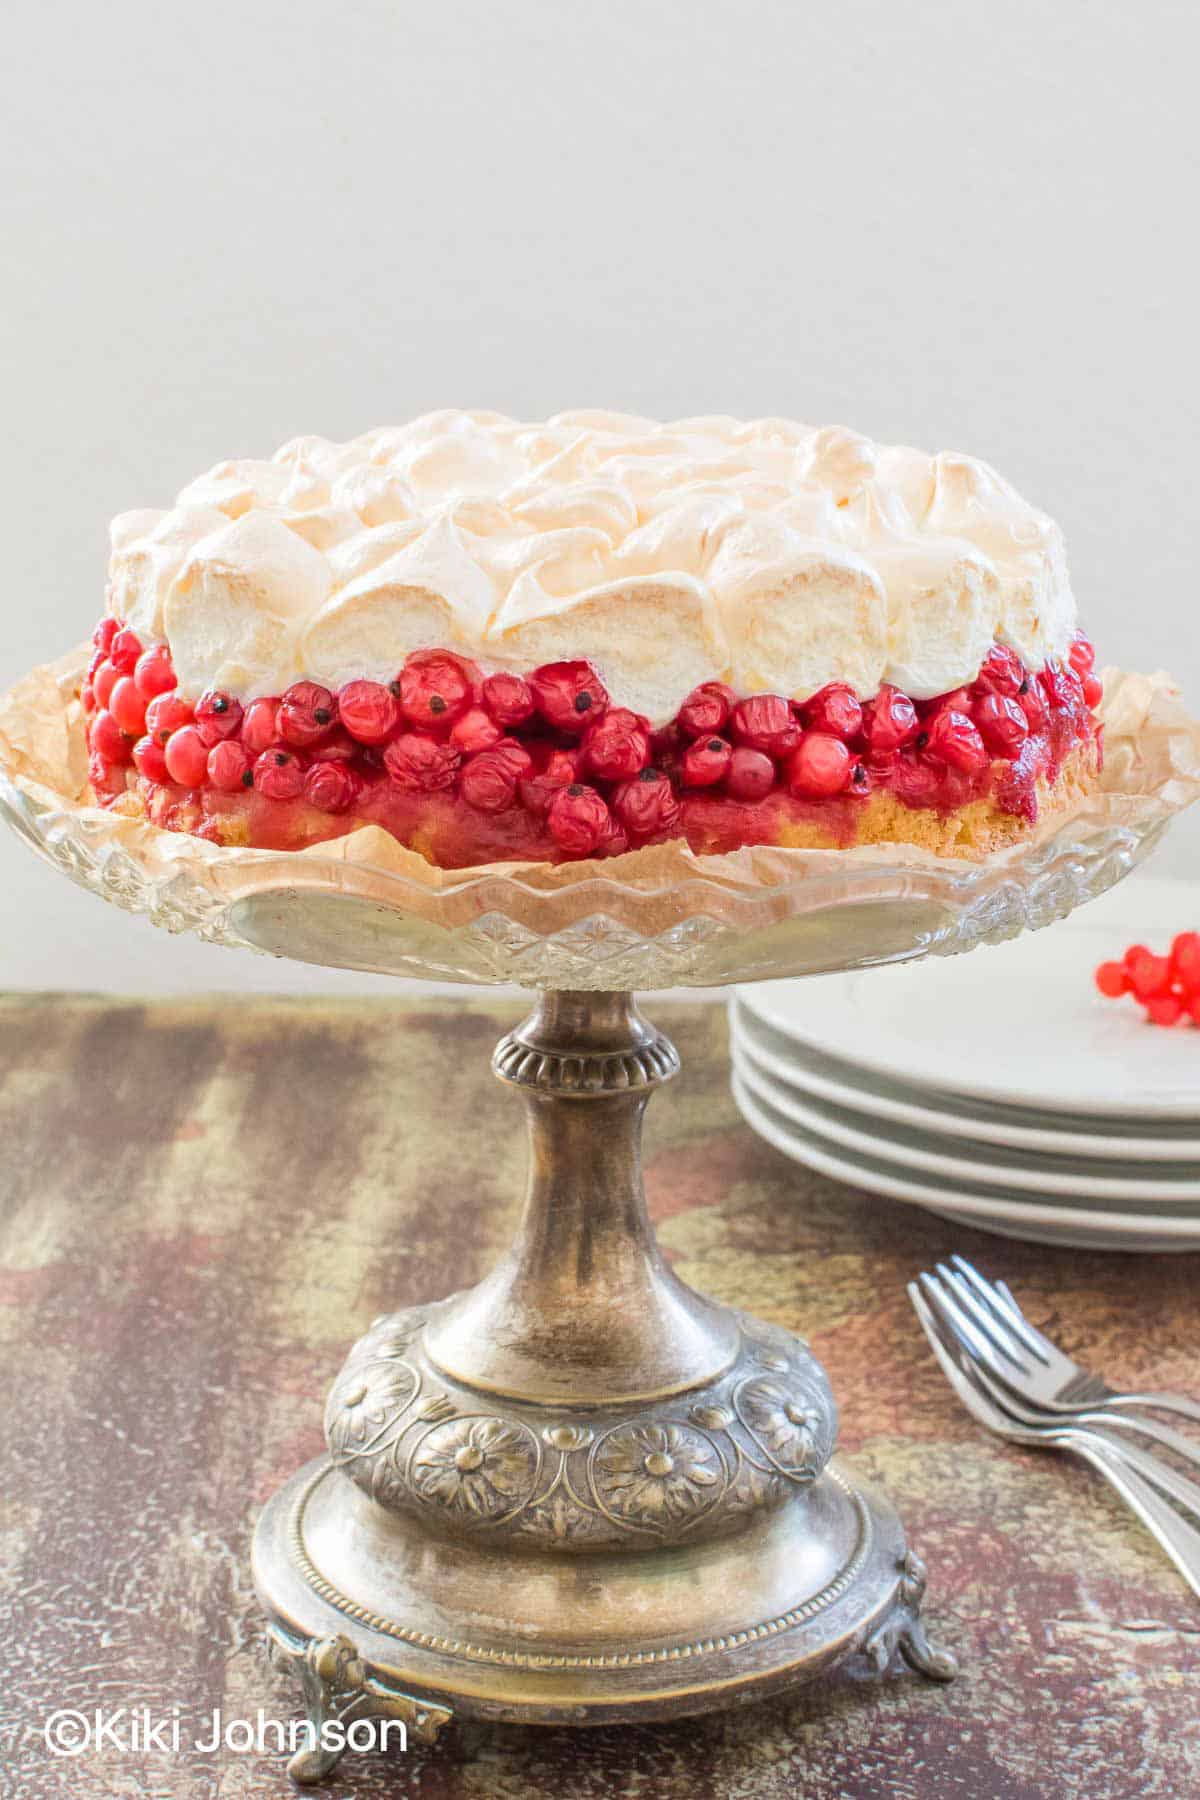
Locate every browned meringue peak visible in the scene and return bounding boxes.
[106,411,1078,718]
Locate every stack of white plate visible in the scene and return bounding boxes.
[731,877,1200,1250]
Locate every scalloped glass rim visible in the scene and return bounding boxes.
[0,759,1173,990]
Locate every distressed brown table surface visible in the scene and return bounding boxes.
[1,993,1198,1800]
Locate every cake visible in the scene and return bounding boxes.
[83,411,1103,867]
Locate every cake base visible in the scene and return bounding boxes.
[253,1454,952,1780]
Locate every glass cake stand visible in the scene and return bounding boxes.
[0,730,1178,1784]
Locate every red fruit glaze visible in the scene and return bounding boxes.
[241,698,280,756]
[145,692,194,744]
[278,681,336,748]
[194,691,245,746]
[89,709,133,764]
[677,681,735,738]
[786,733,854,798]
[337,679,400,745]
[801,683,863,741]
[253,748,305,800]
[724,746,775,801]
[383,733,460,792]
[207,740,253,792]
[482,672,535,726]
[921,708,989,775]
[682,736,733,787]
[93,659,119,709]
[450,707,504,755]
[613,768,682,837]
[861,686,919,754]
[399,652,472,729]
[529,660,609,732]
[109,627,143,674]
[108,675,148,737]
[133,645,177,702]
[304,761,361,813]
[547,784,610,855]
[973,693,1030,758]
[584,708,651,781]
[164,725,210,787]
[132,735,169,783]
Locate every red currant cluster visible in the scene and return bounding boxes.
[1095,934,1200,1028]
[81,615,1102,862]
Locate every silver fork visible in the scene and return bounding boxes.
[946,1252,1200,1425]
[910,1280,1200,1600]
[928,1261,1200,1474]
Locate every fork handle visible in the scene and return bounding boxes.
[1100,1393,1200,1428]
[1066,1435,1200,1602]
[1076,1423,1200,1525]
[1077,1409,1200,1479]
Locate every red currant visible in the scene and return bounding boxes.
[108,676,148,738]
[133,644,177,702]
[583,708,651,781]
[547,784,611,855]
[482,672,535,726]
[786,733,854,798]
[89,709,133,764]
[1094,961,1130,999]
[132,735,169,783]
[399,651,472,730]
[164,725,211,787]
[724,746,776,801]
[1082,673,1103,709]
[1170,931,1200,992]
[973,644,1026,699]
[109,626,144,674]
[677,681,736,738]
[93,616,119,655]
[460,745,526,812]
[921,708,989,775]
[1018,673,1049,732]
[1146,993,1184,1028]
[730,694,799,757]
[145,692,194,744]
[93,659,119,710]
[304,761,361,812]
[383,733,460,792]
[529,660,609,732]
[861,686,919,754]
[253,747,305,800]
[519,747,580,815]
[973,693,1029,759]
[337,679,400,745]
[682,736,732,787]
[278,681,336,748]
[207,740,253,791]
[450,707,504,756]
[1068,633,1096,675]
[801,683,863,741]
[195,691,245,746]
[612,768,682,837]
[241,698,281,756]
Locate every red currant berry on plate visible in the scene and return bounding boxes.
[304,761,361,812]
[519,747,580,815]
[786,732,854,798]
[973,692,1030,758]
[241,698,281,756]
[132,735,169,783]
[93,616,119,655]
[482,672,535,726]
[460,747,522,812]
[1068,633,1096,675]
[1094,961,1130,999]
[89,708,133,764]
[195,690,245,746]
[207,740,253,792]
[93,659,119,710]
[584,708,651,781]
[450,706,504,756]
[800,683,863,741]
[383,733,461,792]
[108,675,148,738]
[278,681,336,748]
[337,679,400,745]
[399,651,472,729]
[724,746,776,802]
[253,747,305,799]
[973,644,1026,699]
[529,660,609,732]
[861,685,919,754]
[1125,949,1172,1002]
[682,736,732,787]
[612,767,682,837]
[109,626,143,674]
[547,783,611,855]
[921,708,989,774]
[145,692,194,744]
[677,681,736,738]
[1146,992,1184,1028]
[133,644,177,702]
[164,724,211,787]
[1170,931,1200,992]
[731,694,795,756]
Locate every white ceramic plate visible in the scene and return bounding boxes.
[736,877,1200,1120]
[732,1043,1200,1200]
[730,999,1200,1161]
[731,1071,1200,1252]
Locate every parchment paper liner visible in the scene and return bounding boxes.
[2,644,1198,943]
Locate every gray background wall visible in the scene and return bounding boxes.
[1,1,1195,992]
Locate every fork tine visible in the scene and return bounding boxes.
[991,1275,1058,1363]
[917,1272,1021,1386]
[951,1257,1053,1367]
[910,1282,1028,1439]
[935,1264,1028,1371]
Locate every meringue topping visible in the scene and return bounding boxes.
[106,411,1078,719]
